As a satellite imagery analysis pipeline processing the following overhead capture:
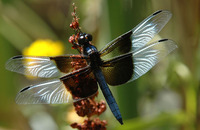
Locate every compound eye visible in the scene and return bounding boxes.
[78,35,85,45]
[86,34,92,41]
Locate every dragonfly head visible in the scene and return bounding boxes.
[78,33,93,45]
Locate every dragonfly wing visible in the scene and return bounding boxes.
[132,39,177,81]
[60,66,98,100]
[99,10,172,58]
[99,30,132,58]
[102,39,177,86]
[15,78,72,104]
[6,55,89,78]
[132,10,172,51]
[102,53,133,86]
[16,66,98,104]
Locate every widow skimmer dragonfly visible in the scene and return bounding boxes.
[6,10,177,125]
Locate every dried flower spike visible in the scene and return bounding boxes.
[68,3,107,129]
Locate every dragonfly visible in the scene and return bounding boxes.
[6,10,177,125]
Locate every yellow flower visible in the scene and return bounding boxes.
[23,39,64,56]
[23,39,65,79]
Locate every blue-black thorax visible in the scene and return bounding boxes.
[83,43,103,69]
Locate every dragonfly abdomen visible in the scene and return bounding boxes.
[93,67,123,125]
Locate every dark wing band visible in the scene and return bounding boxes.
[99,10,172,59]
[15,66,98,104]
[99,30,132,58]
[102,39,177,86]
[5,54,89,78]
[102,53,133,86]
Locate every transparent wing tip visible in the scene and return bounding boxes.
[5,55,22,71]
[159,39,178,51]
[15,86,31,104]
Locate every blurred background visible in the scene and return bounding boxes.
[0,0,200,130]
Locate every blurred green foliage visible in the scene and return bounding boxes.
[0,0,199,130]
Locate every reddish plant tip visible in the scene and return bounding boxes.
[73,96,107,118]
[68,3,82,50]
[71,118,107,130]
[70,3,80,31]
[68,35,74,43]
